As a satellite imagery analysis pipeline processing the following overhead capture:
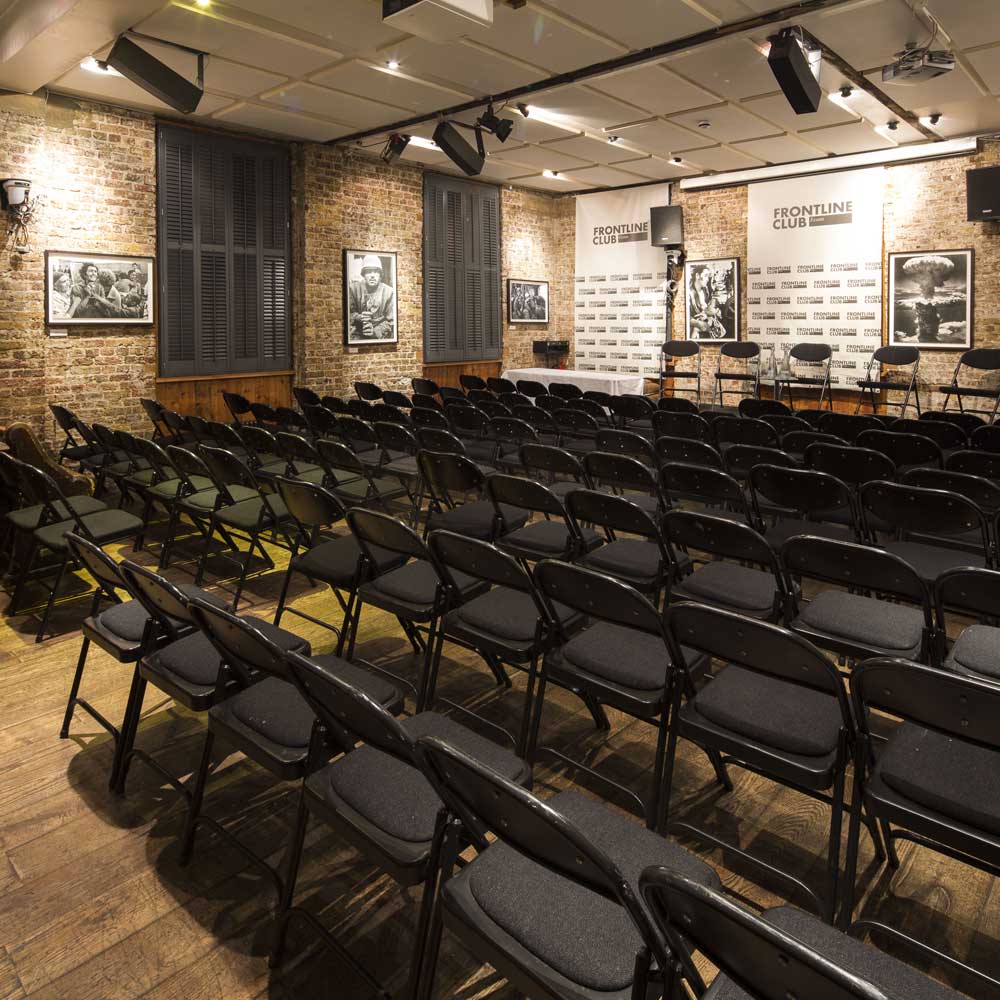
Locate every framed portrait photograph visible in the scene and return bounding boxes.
[343,249,398,345]
[508,279,549,324]
[685,257,739,342]
[45,251,154,326]
[888,249,973,349]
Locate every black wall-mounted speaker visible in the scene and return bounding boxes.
[650,205,683,248]
[967,166,1000,221]
[433,120,485,176]
[767,30,821,115]
[107,36,203,114]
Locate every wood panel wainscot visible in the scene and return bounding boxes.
[422,361,502,390]
[156,371,294,422]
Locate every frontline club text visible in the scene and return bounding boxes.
[772,201,853,229]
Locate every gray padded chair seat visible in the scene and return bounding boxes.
[292,536,405,587]
[382,455,420,478]
[97,585,227,643]
[501,519,601,557]
[558,621,701,692]
[179,484,257,513]
[763,518,853,549]
[213,494,287,530]
[35,508,143,549]
[691,665,842,757]
[944,624,1000,680]
[791,589,925,658]
[369,560,481,608]
[579,538,689,588]
[450,586,578,644]
[705,903,961,1000]
[883,540,986,582]
[670,561,778,617]
[444,789,720,994]
[316,711,529,845]
[877,722,1000,837]
[6,494,105,530]
[426,500,528,540]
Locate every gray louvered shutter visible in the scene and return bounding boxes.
[158,126,290,377]
[423,173,502,363]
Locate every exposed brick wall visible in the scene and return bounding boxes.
[0,94,156,440]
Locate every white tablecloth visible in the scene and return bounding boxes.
[501,367,647,397]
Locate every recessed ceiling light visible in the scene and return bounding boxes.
[920,113,942,127]
[608,136,620,144]
[542,169,559,178]
[387,59,399,70]
[672,157,682,164]
[80,56,122,76]
[408,135,438,150]
[195,0,211,6]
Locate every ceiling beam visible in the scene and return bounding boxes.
[327,0,870,146]
[0,0,81,63]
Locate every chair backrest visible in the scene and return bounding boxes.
[548,381,583,400]
[516,406,560,438]
[427,529,534,596]
[852,658,1000,757]
[443,394,472,409]
[934,566,1000,622]
[321,394,349,413]
[664,601,845,702]
[276,476,346,532]
[370,403,410,426]
[208,420,245,454]
[639,869,891,1000]
[655,437,723,470]
[412,377,439,396]
[382,390,412,410]
[467,388,493,403]
[477,398,513,418]
[860,479,988,540]
[566,488,660,542]
[553,408,600,437]
[815,413,878,443]
[609,394,655,423]
[750,464,852,520]
[487,376,517,395]
[91,423,119,456]
[489,416,537,449]
[250,402,279,425]
[417,450,484,500]
[781,430,841,455]
[789,342,831,363]
[793,408,827,429]
[374,421,418,456]
[460,374,487,392]
[872,344,919,368]
[417,734,665,962]
[293,386,321,409]
[651,411,714,444]
[805,442,896,488]
[903,467,1000,513]
[662,340,700,360]
[656,396,699,414]
[448,405,490,437]
[412,392,443,412]
[349,400,375,420]
[891,418,965,450]
[131,436,175,482]
[760,414,811,438]
[275,406,307,432]
[347,506,427,563]
[315,437,366,481]
[166,445,209,487]
[199,444,258,496]
[415,426,465,455]
[49,403,79,435]
[336,414,378,450]
[660,462,748,514]
[119,559,195,633]
[956,347,1000,373]
[721,341,760,361]
[486,472,566,520]
[354,381,382,401]
[714,416,779,449]
[970,424,1000,454]
[595,428,655,461]
[724,444,798,482]
[572,397,611,425]
[65,533,129,598]
[781,535,929,608]
[240,424,281,462]
[515,379,547,398]
[738,398,790,419]
[498,391,532,410]
[519,443,588,484]
[923,410,985,434]
[303,404,339,438]
[275,431,321,471]
[662,509,779,577]
[411,407,451,430]
[222,391,252,422]
[946,448,1000,481]
[585,450,658,494]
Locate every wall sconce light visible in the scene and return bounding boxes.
[2,178,37,254]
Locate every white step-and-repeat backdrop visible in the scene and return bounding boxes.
[574,185,671,378]
[747,167,885,388]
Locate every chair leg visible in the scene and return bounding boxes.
[60,636,91,738]
[179,729,215,866]
[111,672,148,795]
[8,537,37,615]
[839,750,866,930]
[36,551,69,643]
[416,619,442,712]
[525,672,549,766]
[647,707,670,830]
[269,789,311,968]
[825,765,846,923]
[273,564,295,626]
[581,691,610,731]
[657,703,682,834]
[516,656,540,757]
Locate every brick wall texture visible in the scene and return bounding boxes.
[1,90,999,436]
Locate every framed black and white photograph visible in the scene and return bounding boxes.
[45,251,154,325]
[888,249,973,349]
[685,257,739,342]
[508,279,549,324]
[343,249,398,345]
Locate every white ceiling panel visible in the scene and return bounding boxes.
[382,36,545,94]
[564,163,652,187]
[312,61,468,112]
[213,101,352,140]
[924,0,1000,52]
[732,133,825,163]
[263,81,407,128]
[478,158,536,180]
[911,95,1000,136]
[741,90,857,131]
[54,72,231,117]
[490,143,592,172]
[506,113,580,143]
[966,45,1000,95]
[463,3,623,72]
[867,66,985,108]
[587,63,718,116]
[228,0,405,55]
[516,172,594,191]
[529,85,651,130]
[541,134,640,164]
[611,156,695,179]
[683,144,766,170]
[618,118,716,154]
[539,0,719,50]
[138,4,339,78]
[800,1,916,73]
[670,102,780,141]
[665,37,779,100]
[801,120,896,154]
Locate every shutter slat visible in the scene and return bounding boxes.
[232,154,258,249]
[200,251,227,364]
[263,258,287,360]
[198,145,225,246]
[166,248,194,363]
[232,253,258,360]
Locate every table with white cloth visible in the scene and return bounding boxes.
[500,367,647,397]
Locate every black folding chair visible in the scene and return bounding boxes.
[782,429,842,463]
[657,396,699,415]
[714,415,779,453]
[659,340,701,402]
[662,602,865,922]
[947,447,1000,481]
[772,342,833,411]
[609,394,656,439]
[844,658,1000,993]
[783,534,934,665]
[938,347,1000,423]
[660,461,757,527]
[354,380,383,401]
[651,410,714,445]
[268,652,530,995]
[412,377,440,397]
[655,437,723,470]
[518,442,591,500]
[49,403,95,465]
[639,868,961,1000]
[416,733,720,1000]
[487,376,516,395]
[933,566,1000,677]
[459,373,487,392]
[714,341,760,409]
[292,385,321,409]
[315,437,408,511]
[855,345,921,417]
[892,418,966,458]
[585,449,663,517]
[222,390,253,426]
[739,397,791,419]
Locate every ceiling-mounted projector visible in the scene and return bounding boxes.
[382,0,493,42]
[882,47,955,84]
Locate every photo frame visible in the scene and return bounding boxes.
[684,257,739,342]
[45,251,154,326]
[508,279,549,324]
[343,249,399,345]
[888,249,973,350]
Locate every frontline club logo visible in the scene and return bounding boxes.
[772,200,853,230]
[592,220,649,245]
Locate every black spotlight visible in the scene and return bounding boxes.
[381,133,410,164]
[106,35,203,114]
[433,120,485,176]
[766,27,821,114]
[479,104,514,143]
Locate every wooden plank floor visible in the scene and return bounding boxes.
[0,512,998,1000]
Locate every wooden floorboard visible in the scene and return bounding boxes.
[0,513,998,999]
